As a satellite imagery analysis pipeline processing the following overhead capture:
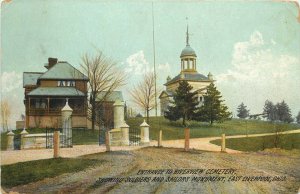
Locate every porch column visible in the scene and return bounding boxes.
[47,97,50,113]
[26,98,31,128]
[29,97,31,114]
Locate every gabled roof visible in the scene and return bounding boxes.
[28,87,85,96]
[159,90,173,99]
[165,72,210,86]
[96,91,123,102]
[23,72,43,87]
[38,62,88,80]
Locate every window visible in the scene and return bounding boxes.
[58,81,75,87]
[69,81,75,86]
[58,81,65,86]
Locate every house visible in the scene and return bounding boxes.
[23,58,89,128]
[159,26,214,115]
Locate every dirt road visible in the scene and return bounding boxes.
[4,147,300,194]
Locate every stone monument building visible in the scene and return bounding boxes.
[159,26,214,115]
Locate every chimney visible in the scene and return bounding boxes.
[47,58,58,69]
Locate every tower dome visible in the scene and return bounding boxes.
[180,25,197,73]
[180,45,197,57]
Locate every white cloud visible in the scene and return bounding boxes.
[125,50,151,75]
[125,50,171,76]
[1,71,22,93]
[216,31,300,116]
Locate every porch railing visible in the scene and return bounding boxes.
[28,108,86,115]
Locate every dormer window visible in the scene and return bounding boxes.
[58,81,65,86]
[58,80,75,87]
[69,81,75,86]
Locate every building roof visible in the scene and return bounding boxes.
[27,87,85,96]
[159,90,174,98]
[165,72,210,86]
[180,45,197,57]
[38,62,89,80]
[23,72,43,87]
[96,91,123,102]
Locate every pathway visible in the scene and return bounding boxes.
[150,129,300,154]
[1,145,143,165]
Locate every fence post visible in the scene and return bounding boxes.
[121,122,130,146]
[221,134,226,152]
[53,130,60,158]
[105,131,111,152]
[184,128,190,151]
[140,120,150,145]
[20,129,29,150]
[158,130,162,147]
[7,131,15,150]
[62,99,73,148]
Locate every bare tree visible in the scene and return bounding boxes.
[129,73,157,123]
[81,52,126,130]
[1,99,11,132]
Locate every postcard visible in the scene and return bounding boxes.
[1,0,299,193]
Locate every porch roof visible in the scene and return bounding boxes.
[28,87,85,96]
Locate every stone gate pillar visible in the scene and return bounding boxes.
[113,100,124,129]
[7,131,15,150]
[140,120,150,145]
[120,122,130,145]
[20,128,28,150]
[62,99,73,147]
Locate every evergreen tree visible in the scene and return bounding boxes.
[263,100,277,121]
[296,111,300,124]
[237,102,250,119]
[276,101,293,123]
[263,100,293,123]
[164,80,198,126]
[195,83,231,125]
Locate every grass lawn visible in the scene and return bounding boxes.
[127,117,300,141]
[1,157,104,188]
[210,133,300,151]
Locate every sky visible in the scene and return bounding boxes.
[1,0,300,129]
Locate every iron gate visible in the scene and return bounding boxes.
[45,128,54,148]
[129,127,140,146]
[46,128,73,148]
[13,134,21,150]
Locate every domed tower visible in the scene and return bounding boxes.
[159,24,215,116]
[180,25,197,73]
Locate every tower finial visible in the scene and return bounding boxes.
[186,17,189,46]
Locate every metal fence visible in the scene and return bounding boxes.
[129,127,140,146]
[46,128,73,148]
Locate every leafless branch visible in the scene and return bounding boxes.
[80,51,127,130]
